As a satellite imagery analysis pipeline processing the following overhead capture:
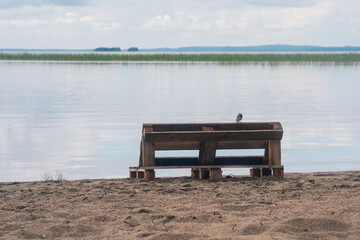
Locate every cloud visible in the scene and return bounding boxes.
[140,14,175,31]
[135,0,337,35]
[262,1,337,30]
[349,17,360,24]
[0,0,88,9]
[0,0,359,48]
[214,0,337,34]
[247,0,320,7]
[0,4,121,33]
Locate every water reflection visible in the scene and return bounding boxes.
[0,62,359,181]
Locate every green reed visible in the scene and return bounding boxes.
[1,53,360,62]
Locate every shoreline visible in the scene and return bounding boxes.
[1,53,360,62]
[1,170,359,239]
[1,170,357,184]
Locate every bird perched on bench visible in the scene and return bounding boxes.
[236,113,243,123]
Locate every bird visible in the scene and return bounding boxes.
[235,113,243,123]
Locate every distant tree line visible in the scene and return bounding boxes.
[128,47,139,52]
[94,47,121,52]
[94,47,139,52]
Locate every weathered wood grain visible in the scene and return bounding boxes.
[144,130,283,142]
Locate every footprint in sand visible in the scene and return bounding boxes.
[275,217,351,238]
[241,223,267,235]
[283,218,350,232]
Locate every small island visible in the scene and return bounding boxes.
[128,47,139,52]
[94,47,121,52]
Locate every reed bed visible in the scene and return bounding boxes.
[1,53,360,62]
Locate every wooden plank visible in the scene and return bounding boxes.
[217,140,266,149]
[217,123,271,131]
[262,168,272,176]
[137,171,144,179]
[140,127,152,167]
[191,168,200,179]
[155,140,266,150]
[129,170,137,178]
[144,130,283,142]
[143,142,155,167]
[138,142,143,167]
[202,126,214,131]
[199,169,210,179]
[269,122,283,130]
[155,141,200,150]
[264,140,269,165]
[144,170,155,181]
[210,168,222,180]
[142,127,155,167]
[143,122,282,132]
[154,156,264,167]
[199,126,216,165]
[155,157,199,166]
[250,168,261,177]
[273,167,284,178]
[269,140,281,166]
[199,140,217,165]
[142,164,283,169]
[150,124,203,131]
[215,156,264,165]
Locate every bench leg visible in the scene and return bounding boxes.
[129,168,146,179]
[137,170,145,179]
[192,168,210,179]
[273,167,284,178]
[192,168,222,180]
[262,168,272,176]
[251,167,284,178]
[250,168,261,177]
[210,168,222,180]
[129,170,137,179]
[144,169,155,181]
[199,169,210,179]
[191,168,200,179]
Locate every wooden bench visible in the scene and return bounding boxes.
[129,122,284,180]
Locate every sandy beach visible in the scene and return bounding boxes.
[1,171,359,239]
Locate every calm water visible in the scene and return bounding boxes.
[1,61,359,182]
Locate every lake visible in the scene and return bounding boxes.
[1,61,359,182]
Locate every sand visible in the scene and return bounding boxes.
[1,171,359,239]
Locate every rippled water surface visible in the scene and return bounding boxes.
[1,61,359,181]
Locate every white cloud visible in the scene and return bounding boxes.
[349,17,360,24]
[215,11,254,33]
[0,0,87,9]
[215,1,337,33]
[263,1,337,30]
[140,14,175,31]
[0,0,359,48]
[0,10,120,31]
[0,19,46,27]
[184,22,212,31]
[247,0,319,7]
[92,22,120,31]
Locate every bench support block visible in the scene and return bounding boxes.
[191,168,222,180]
[129,168,155,180]
[144,169,155,181]
[129,167,144,179]
[250,167,284,178]
[273,167,284,178]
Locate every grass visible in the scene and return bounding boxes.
[0,53,360,62]
[41,170,66,182]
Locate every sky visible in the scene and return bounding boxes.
[0,0,359,49]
